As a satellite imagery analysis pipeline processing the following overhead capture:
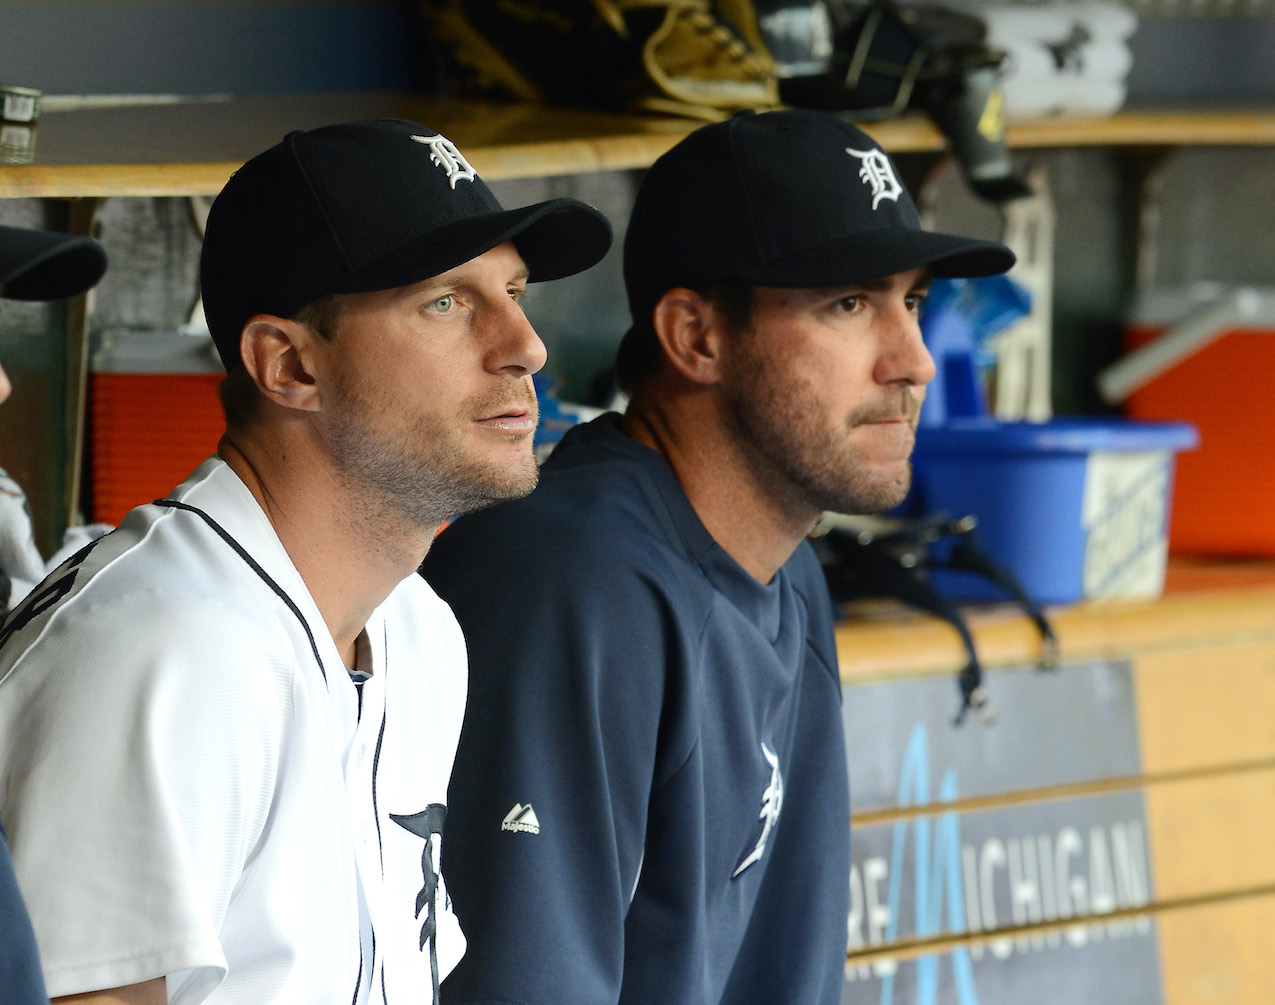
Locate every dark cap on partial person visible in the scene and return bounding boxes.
[200,117,614,372]
[623,108,1015,326]
[0,225,107,301]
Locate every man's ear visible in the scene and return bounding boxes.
[651,289,725,386]
[238,315,323,412]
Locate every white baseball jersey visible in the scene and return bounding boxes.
[0,457,467,1003]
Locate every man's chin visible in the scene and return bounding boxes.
[453,462,540,517]
[884,463,915,507]
[821,467,914,518]
[861,461,914,511]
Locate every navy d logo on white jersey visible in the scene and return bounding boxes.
[732,742,785,878]
[412,133,477,189]
[391,804,448,1001]
[846,147,902,210]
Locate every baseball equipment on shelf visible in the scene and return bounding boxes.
[418,0,781,119]
[756,0,1030,201]
[814,511,1059,724]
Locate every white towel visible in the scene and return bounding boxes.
[972,3,1137,119]
[1003,75,1128,119]
[995,37,1134,82]
[980,2,1138,45]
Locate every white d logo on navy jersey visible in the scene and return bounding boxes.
[732,742,784,878]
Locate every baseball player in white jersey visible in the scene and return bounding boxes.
[0,222,109,1005]
[0,119,612,1004]
[0,225,111,617]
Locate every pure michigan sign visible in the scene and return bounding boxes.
[841,660,1162,1004]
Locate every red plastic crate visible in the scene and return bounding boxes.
[1124,323,1275,556]
[88,372,225,526]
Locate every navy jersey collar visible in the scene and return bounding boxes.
[548,413,789,643]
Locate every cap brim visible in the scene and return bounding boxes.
[323,197,613,297]
[0,225,108,301]
[738,228,1015,288]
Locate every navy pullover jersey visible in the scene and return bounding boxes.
[423,412,850,1005]
[1,825,47,1005]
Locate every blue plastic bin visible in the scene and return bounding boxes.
[911,417,1199,605]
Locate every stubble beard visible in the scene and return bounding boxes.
[327,376,541,530]
[724,345,919,518]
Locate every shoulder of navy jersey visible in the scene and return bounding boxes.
[425,413,714,613]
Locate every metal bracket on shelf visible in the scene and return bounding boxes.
[990,162,1054,421]
[61,195,104,531]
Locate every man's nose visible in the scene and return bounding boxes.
[487,298,547,376]
[876,305,936,388]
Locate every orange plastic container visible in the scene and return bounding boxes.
[88,368,224,526]
[1124,320,1275,556]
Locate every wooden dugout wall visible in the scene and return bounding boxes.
[835,561,1275,1003]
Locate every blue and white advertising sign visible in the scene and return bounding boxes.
[841,660,1162,1004]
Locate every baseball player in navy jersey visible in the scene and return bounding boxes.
[0,222,108,1005]
[422,109,1014,1004]
[0,120,610,1004]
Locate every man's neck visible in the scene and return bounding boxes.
[218,432,436,667]
[624,399,817,584]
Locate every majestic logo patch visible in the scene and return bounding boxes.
[732,742,784,878]
[412,133,477,189]
[501,803,541,835]
[846,147,902,210]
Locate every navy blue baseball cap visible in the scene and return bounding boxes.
[201,118,614,371]
[0,225,107,301]
[623,108,1015,324]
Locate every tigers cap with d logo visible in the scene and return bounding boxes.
[623,108,1015,325]
[200,118,613,372]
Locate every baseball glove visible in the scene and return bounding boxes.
[418,0,781,120]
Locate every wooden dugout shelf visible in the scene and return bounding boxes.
[3,94,1275,198]
[835,559,1275,683]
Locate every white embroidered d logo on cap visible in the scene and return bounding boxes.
[846,147,902,210]
[413,133,477,189]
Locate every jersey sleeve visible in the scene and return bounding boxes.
[0,587,292,1001]
[424,508,699,1005]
